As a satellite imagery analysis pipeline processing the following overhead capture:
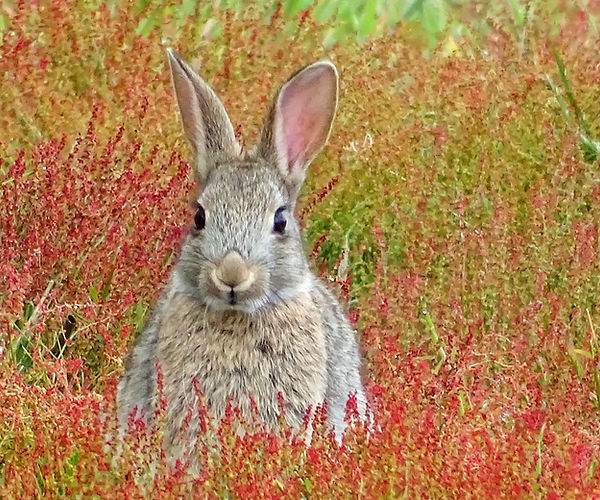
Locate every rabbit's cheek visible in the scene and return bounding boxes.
[238,266,269,300]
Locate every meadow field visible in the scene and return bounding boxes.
[1,0,600,497]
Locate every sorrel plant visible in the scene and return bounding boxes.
[1,0,600,497]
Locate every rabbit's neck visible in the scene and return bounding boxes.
[156,291,327,450]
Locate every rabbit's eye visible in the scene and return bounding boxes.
[194,204,206,230]
[273,207,287,234]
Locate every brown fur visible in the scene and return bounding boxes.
[156,291,327,453]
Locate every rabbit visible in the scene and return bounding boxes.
[117,49,368,458]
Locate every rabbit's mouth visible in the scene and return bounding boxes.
[224,287,247,307]
[203,290,269,314]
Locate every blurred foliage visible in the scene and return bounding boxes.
[2,0,600,49]
[124,0,600,49]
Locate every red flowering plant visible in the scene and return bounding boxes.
[2,0,600,497]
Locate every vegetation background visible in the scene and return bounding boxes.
[1,0,600,497]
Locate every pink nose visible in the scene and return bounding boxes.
[215,251,250,288]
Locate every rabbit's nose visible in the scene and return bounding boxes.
[214,251,251,289]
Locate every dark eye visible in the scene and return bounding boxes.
[194,204,205,230]
[273,206,287,234]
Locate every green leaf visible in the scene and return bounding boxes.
[579,136,600,163]
[568,348,584,379]
[89,284,99,304]
[12,318,24,333]
[301,477,313,493]
[337,1,360,30]
[101,269,114,301]
[422,0,447,46]
[35,460,45,496]
[283,0,312,18]
[404,0,424,21]
[589,459,599,480]
[313,0,338,24]
[23,301,35,321]
[180,0,196,18]
[135,13,157,38]
[549,46,599,163]
[134,300,148,333]
[0,14,8,44]
[134,0,152,13]
[433,346,446,374]
[551,46,589,133]
[535,423,546,476]
[65,450,81,477]
[10,335,33,371]
[572,348,594,360]
[509,0,525,26]
[358,0,377,40]
[423,310,439,344]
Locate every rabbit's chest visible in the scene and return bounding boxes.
[157,294,327,433]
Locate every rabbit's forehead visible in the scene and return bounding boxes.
[199,166,287,211]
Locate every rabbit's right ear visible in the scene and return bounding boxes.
[258,61,338,201]
[167,49,240,185]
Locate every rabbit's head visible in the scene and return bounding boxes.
[167,50,338,313]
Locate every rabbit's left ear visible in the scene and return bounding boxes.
[259,61,338,200]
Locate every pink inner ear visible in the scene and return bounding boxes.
[278,65,337,172]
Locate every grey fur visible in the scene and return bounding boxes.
[117,51,368,458]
